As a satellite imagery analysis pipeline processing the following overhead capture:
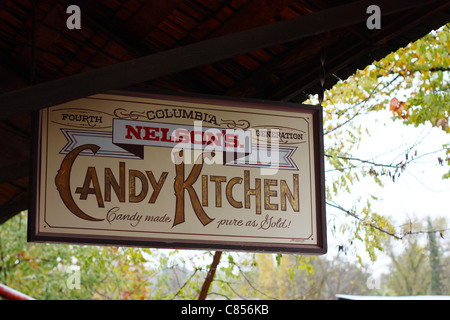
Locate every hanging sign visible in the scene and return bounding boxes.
[29,90,326,254]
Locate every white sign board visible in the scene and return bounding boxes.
[29,91,326,254]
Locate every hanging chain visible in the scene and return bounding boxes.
[318,35,326,106]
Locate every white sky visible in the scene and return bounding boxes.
[347,109,450,219]
[325,107,450,273]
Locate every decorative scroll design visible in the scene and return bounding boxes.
[113,108,147,120]
[218,119,251,130]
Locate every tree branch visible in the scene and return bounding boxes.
[327,201,450,240]
[324,153,405,169]
[229,260,279,300]
[171,268,199,299]
[327,201,402,240]
[198,251,222,300]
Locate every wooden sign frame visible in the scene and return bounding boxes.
[28,90,326,254]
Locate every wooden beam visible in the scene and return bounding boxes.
[275,0,450,101]
[0,200,28,225]
[0,51,33,93]
[69,0,151,57]
[0,0,435,118]
[123,0,184,40]
[0,161,30,184]
[272,40,371,101]
[69,0,215,93]
[209,0,294,38]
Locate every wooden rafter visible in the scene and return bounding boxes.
[0,161,30,184]
[0,0,434,119]
[0,200,28,225]
[268,0,450,101]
